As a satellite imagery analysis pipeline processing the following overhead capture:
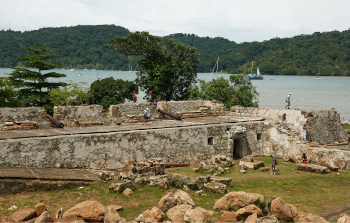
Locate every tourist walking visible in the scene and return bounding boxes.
[282,113,287,129]
[132,90,136,103]
[301,120,308,140]
[130,164,138,175]
[270,155,277,175]
[153,98,158,108]
[285,93,292,109]
[143,107,150,124]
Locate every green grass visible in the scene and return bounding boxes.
[1,158,350,221]
[343,125,350,130]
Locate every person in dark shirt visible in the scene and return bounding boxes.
[270,155,277,175]
[302,153,307,164]
[131,164,138,175]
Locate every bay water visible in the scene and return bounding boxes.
[1,68,349,120]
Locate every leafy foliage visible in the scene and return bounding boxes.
[2,25,350,75]
[0,77,23,107]
[49,81,91,106]
[189,74,258,109]
[89,77,138,109]
[8,43,66,112]
[109,31,200,101]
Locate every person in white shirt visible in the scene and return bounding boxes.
[301,120,308,140]
[285,93,292,109]
[143,107,150,125]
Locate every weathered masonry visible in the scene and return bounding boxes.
[0,101,348,170]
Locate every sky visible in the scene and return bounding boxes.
[1,0,350,43]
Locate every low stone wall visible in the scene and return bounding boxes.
[54,105,106,122]
[0,122,263,169]
[0,107,50,128]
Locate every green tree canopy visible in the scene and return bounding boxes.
[109,31,200,101]
[0,77,23,107]
[89,77,138,109]
[9,43,67,112]
[49,81,91,106]
[189,74,258,109]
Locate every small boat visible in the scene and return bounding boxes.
[314,67,323,80]
[83,63,88,70]
[76,64,83,77]
[248,61,263,80]
[210,57,219,79]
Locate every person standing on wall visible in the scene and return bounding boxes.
[301,120,308,141]
[132,90,136,103]
[148,90,153,103]
[282,113,287,129]
[285,93,292,109]
[143,107,150,124]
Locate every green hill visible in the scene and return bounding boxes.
[1,25,350,76]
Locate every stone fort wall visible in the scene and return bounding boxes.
[0,122,263,169]
[0,107,51,128]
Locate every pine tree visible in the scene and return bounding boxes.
[9,43,67,112]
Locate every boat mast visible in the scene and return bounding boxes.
[251,61,253,75]
[96,62,99,79]
[216,57,219,79]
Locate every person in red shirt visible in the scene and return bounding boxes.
[148,90,153,102]
[132,90,136,103]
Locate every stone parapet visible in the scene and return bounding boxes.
[0,107,50,128]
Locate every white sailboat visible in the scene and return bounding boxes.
[314,67,323,80]
[83,63,88,70]
[68,63,75,71]
[76,64,83,77]
[210,57,219,79]
[96,62,101,80]
[248,61,263,80]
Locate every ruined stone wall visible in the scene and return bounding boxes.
[0,122,263,169]
[304,108,347,144]
[108,103,162,120]
[54,105,105,122]
[0,107,50,127]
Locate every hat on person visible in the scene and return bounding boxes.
[146,108,149,110]
[289,93,292,95]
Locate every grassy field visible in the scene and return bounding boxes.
[344,125,350,130]
[1,157,350,221]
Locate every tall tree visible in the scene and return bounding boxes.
[189,74,258,109]
[109,31,200,101]
[0,77,23,107]
[89,77,138,109]
[9,43,67,112]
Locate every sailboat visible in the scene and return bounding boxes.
[314,67,323,80]
[68,63,75,71]
[96,62,101,81]
[210,57,219,79]
[76,64,83,77]
[83,63,88,71]
[248,61,263,80]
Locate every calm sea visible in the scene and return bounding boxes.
[1,68,349,120]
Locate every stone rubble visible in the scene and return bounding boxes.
[296,163,330,174]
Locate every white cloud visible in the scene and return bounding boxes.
[0,0,350,42]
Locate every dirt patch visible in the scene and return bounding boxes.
[319,203,350,221]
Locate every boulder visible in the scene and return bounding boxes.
[239,161,264,170]
[53,208,63,220]
[157,189,195,212]
[270,197,298,222]
[240,164,247,170]
[54,216,85,223]
[240,169,247,174]
[204,182,227,194]
[236,204,263,221]
[211,176,232,185]
[123,188,134,196]
[135,176,149,186]
[196,175,211,187]
[195,190,203,196]
[245,213,258,223]
[296,163,328,173]
[167,173,198,190]
[215,211,237,222]
[12,207,37,222]
[104,206,121,223]
[149,177,168,190]
[260,167,270,172]
[35,203,47,216]
[241,156,254,162]
[214,191,264,211]
[167,204,192,223]
[297,214,328,223]
[193,168,200,172]
[257,215,279,223]
[338,214,350,223]
[109,180,135,193]
[34,211,54,223]
[184,207,213,223]
[135,207,165,223]
[63,200,105,222]
[0,213,15,223]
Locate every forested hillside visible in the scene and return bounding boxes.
[1,25,350,75]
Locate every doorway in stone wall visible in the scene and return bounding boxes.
[233,138,243,158]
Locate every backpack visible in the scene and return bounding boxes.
[275,159,278,165]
